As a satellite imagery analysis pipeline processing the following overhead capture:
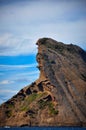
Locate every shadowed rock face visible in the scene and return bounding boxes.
[0,38,86,127]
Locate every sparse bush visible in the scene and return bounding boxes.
[5,110,12,118]
[21,92,47,111]
[26,93,37,104]
[38,100,58,115]
[38,100,47,109]
[20,93,37,111]
[7,103,14,108]
[48,102,58,115]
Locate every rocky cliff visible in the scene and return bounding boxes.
[0,38,86,127]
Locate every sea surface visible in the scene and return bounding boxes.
[0,127,86,130]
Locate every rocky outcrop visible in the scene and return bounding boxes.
[0,38,86,127]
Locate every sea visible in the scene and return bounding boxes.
[0,127,86,130]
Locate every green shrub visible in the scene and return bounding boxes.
[21,92,47,111]
[38,100,47,109]
[27,93,37,103]
[7,103,14,109]
[48,102,58,115]
[38,100,58,115]
[27,93,47,104]
[20,106,29,111]
[5,110,12,118]
[20,93,37,111]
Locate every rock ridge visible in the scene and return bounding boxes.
[0,38,86,127]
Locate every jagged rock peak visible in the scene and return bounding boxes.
[36,37,86,63]
[36,37,85,54]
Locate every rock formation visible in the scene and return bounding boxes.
[0,38,86,127]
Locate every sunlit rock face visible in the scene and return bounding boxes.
[0,38,86,127]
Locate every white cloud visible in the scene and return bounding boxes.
[0,89,18,104]
[0,0,86,54]
[14,70,39,83]
[0,80,14,85]
[0,0,85,24]
[0,98,4,104]
[0,63,37,70]
[0,34,37,56]
[19,70,39,76]
[0,89,18,94]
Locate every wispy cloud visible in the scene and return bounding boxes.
[0,63,39,86]
[0,89,18,94]
[0,0,86,56]
[0,34,37,56]
[18,70,39,76]
[0,80,14,85]
[0,63,37,69]
[0,89,18,104]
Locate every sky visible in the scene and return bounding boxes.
[0,0,86,104]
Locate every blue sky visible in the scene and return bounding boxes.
[0,0,86,104]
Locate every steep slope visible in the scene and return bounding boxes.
[0,38,86,127]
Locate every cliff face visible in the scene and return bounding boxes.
[0,38,86,127]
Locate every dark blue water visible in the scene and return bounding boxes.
[0,127,86,130]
